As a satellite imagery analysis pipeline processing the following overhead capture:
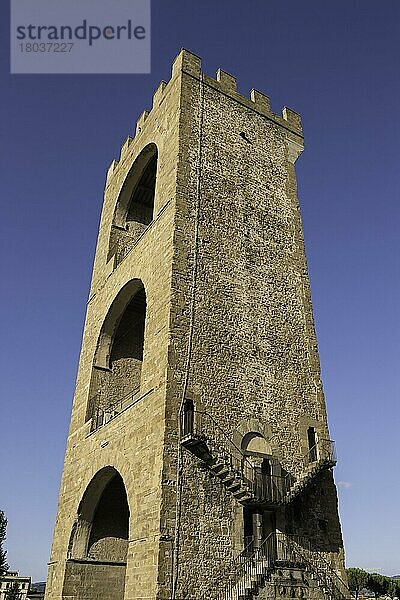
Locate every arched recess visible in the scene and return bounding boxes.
[241,431,281,480]
[108,143,158,265]
[68,467,130,562]
[64,467,129,600]
[86,279,147,429]
[241,432,272,456]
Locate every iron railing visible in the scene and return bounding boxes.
[278,534,351,600]
[184,410,255,480]
[89,385,140,432]
[198,533,277,600]
[197,533,349,600]
[284,439,337,494]
[182,410,336,505]
[253,470,286,505]
[182,410,286,504]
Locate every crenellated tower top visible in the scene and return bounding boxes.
[107,48,303,183]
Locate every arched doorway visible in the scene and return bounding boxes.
[241,432,277,558]
[241,432,275,501]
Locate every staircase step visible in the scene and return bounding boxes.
[211,463,230,475]
[226,479,242,491]
[218,471,237,483]
[286,458,337,500]
[233,488,252,500]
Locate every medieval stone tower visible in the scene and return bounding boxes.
[45,50,348,600]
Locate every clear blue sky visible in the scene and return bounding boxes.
[1,0,399,582]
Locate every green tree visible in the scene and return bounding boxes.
[0,510,8,583]
[346,568,369,600]
[367,573,387,599]
[387,579,399,600]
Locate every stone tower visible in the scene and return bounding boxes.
[45,50,348,600]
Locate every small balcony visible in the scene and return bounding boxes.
[181,408,337,506]
[89,386,141,432]
[181,409,286,506]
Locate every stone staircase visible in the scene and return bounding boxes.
[280,535,351,600]
[207,451,254,503]
[198,533,351,600]
[284,442,337,504]
[182,412,345,600]
[181,413,283,506]
[197,536,275,600]
[181,410,336,507]
[228,555,271,600]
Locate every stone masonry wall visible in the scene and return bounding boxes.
[45,53,186,600]
[61,561,126,600]
[160,51,345,598]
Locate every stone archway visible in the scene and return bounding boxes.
[86,280,147,430]
[63,467,129,600]
[241,431,273,455]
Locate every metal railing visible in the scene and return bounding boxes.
[284,438,337,495]
[198,533,277,600]
[198,533,349,600]
[253,471,286,505]
[182,410,336,506]
[183,410,287,504]
[279,534,351,600]
[90,385,140,432]
[184,409,255,480]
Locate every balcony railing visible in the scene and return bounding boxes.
[198,532,350,600]
[284,438,337,500]
[89,385,141,432]
[181,410,286,505]
[181,409,337,505]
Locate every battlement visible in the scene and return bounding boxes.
[107,48,303,181]
[169,49,302,133]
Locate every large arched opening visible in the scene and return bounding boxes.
[64,467,129,600]
[108,143,158,266]
[87,279,147,431]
